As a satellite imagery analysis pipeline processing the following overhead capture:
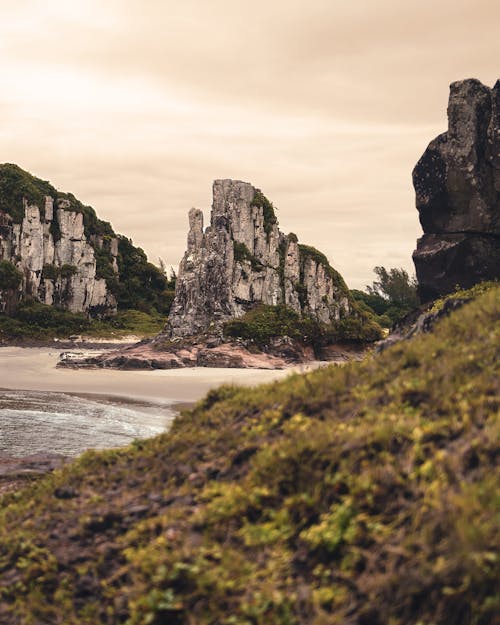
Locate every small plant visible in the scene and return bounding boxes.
[60,264,78,279]
[250,189,277,237]
[233,241,264,271]
[41,264,59,281]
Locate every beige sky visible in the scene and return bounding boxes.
[0,0,498,288]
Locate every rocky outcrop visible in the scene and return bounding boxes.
[167,179,352,338]
[0,197,117,316]
[413,79,500,302]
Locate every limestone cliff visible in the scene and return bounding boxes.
[0,164,169,318]
[0,165,118,316]
[168,179,352,337]
[413,78,500,302]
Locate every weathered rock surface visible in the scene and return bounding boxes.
[0,167,118,316]
[413,78,500,302]
[167,179,352,338]
[57,338,314,370]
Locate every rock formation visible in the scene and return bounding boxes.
[0,164,170,318]
[0,165,118,316]
[413,78,500,302]
[167,179,352,337]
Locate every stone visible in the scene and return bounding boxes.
[0,193,118,316]
[167,179,352,338]
[413,79,500,302]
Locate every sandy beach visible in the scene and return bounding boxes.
[0,346,314,483]
[0,346,306,405]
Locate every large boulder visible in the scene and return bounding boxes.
[413,79,500,302]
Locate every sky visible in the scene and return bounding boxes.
[0,0,498,289]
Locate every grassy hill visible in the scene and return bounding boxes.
[0,285,498,625]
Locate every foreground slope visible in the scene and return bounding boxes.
[0,286,499,625]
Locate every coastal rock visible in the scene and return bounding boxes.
[0,165,118,316]
[167,179,352,338]
[413,79,500,302]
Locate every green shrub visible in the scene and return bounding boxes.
[0,163,56,223]
[223,304,309,345]
[233,241,264,272]
[60,264,78,279]
[15,302,90,334]
[223,303,382,347]
[250,189,277,237]
[41,264,59,281]
[0,260,22,290]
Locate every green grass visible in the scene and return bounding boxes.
[0,284,498,624]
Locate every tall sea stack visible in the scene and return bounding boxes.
[167,179,353,337]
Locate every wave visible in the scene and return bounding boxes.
[0,390,175,457]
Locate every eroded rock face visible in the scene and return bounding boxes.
[168,179,351,338]
[413,78,500,302]
[0,198,117,316]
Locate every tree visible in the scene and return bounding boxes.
[366,266,418,310]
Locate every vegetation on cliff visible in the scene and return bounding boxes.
[223,302,383,348]
[0,284,498,624]
[298,244,349,297]
[0,260,23,290]
[0,163,57,223]
[0,164,174,324]
[250,189,277,237]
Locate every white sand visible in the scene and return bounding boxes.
[0,347,308,405]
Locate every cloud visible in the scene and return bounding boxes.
[0,0,498,288]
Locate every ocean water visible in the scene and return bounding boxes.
[0,389,176,457]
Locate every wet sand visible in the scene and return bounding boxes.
[0,346,306,405]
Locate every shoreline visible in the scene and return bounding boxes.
[0,346,313,495]
[0,346,302,405]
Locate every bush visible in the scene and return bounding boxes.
[223,304,311,345]
[250,189,277,237]
[223,303,383,347]
[233,241,264,272]
[0,163,56,223]
[41,264,59,281]
[0,260,22,290]
[60,264,78,279]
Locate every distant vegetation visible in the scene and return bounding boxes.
[115,237,176,314]
[0,260,22,290]
[0,301,166,342]
[223,302,383,349]
[0,283,497,624]
[0,163,57,223]
[250,189,277,237]
[0,164,176,329]
[351,266,419,327]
